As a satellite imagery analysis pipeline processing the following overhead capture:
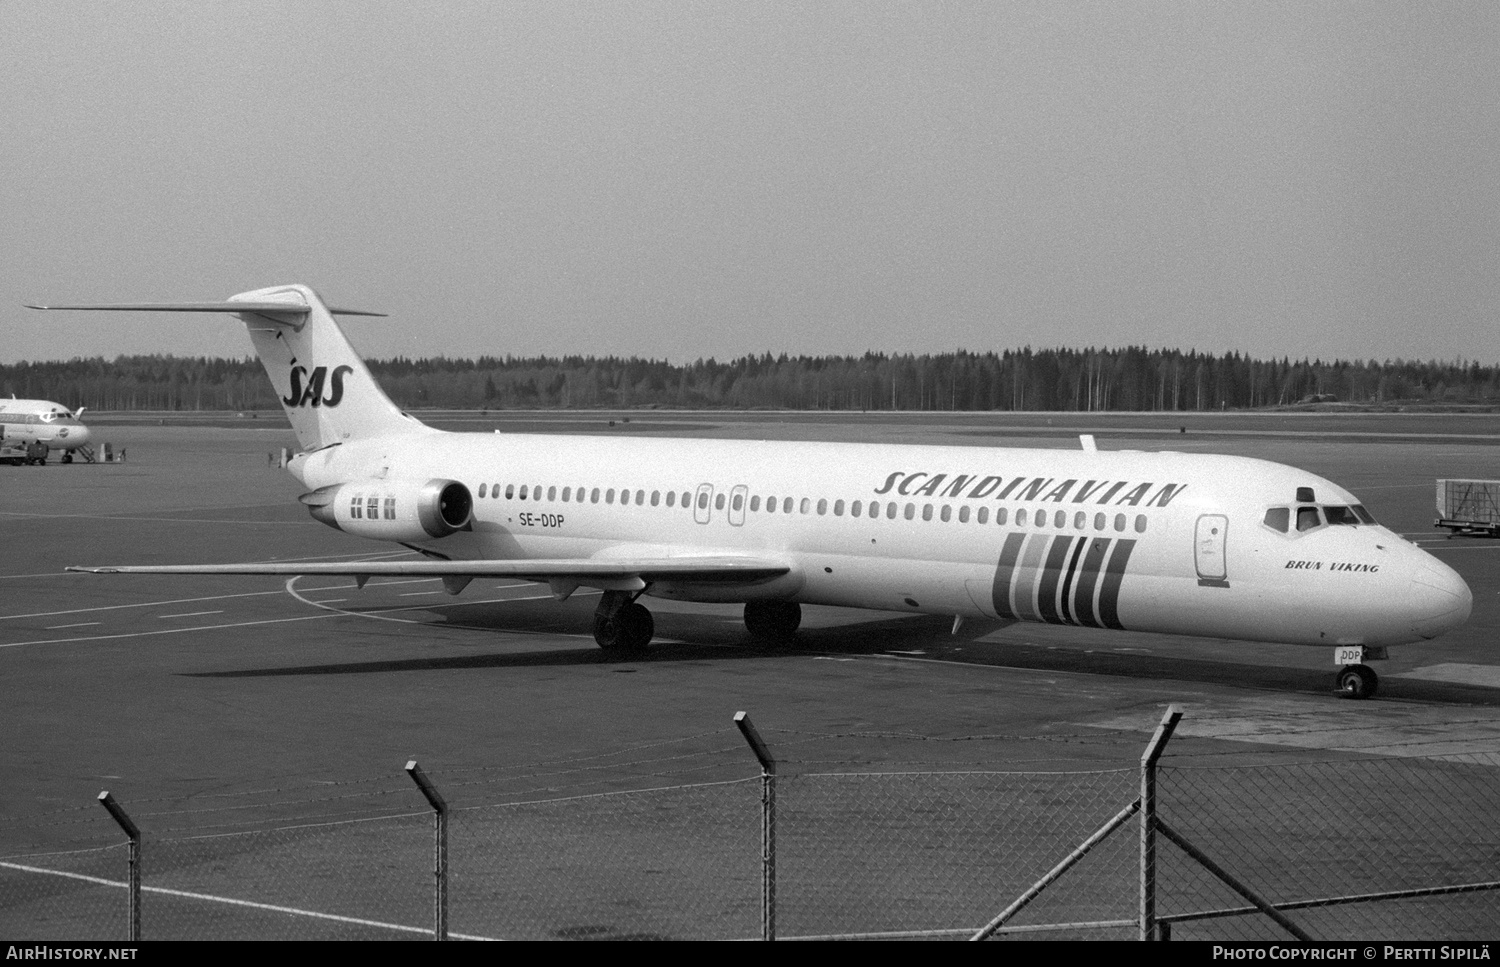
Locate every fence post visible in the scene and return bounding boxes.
[97,791,140,941]
[405,760,448,941]
[1140,705,1183,941]
[735,711,777,941]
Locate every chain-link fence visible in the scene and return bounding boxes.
[3,709,1498,940]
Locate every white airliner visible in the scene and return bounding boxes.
[0,397,92,462]
[30,285,1472,698]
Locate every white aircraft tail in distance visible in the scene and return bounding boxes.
[29,285,1473,699]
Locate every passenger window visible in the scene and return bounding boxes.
[606,489,616,504]
[548,486,557,501]
[1017,509,1028,526]
[651,490,660,506]
[1095,513,1105,531]
[562,487,571,502]
[591,488,600,503]
[1054,510,1065,528]
[940,505,951,522]
[1263,507,1289,533]
[1114,514,1126,532]
[1036,511,1047,528]
[750,495,760,512]
[922,504,933,521]
[733,494,743,512]
[850,500,861,517]
[833,499,844,516]
[1296,506,1321,532]
[506,485,515,499]
[977,507,989,524]
[958,506,969,523]
[698,492,709,509]
[996,508,1007,525]
[886,502,897,520]
[683,492,692,507]
[904,503,915,520]
[716,494,726,511]
[1074,511,1085,529]
[800,498,811,514]
[766,497,777,513]
[385,497,396,520]
[478,483,488,498]
[1135,515,1147,533]
[666,491,676,508]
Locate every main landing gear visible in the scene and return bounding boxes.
[744,601,801,642]
[593,591,654,652]
[591,596,805,652]
[1334,645,1386,700]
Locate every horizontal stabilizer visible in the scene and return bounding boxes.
[26,302,385,317]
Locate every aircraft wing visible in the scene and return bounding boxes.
[66,554,792,597]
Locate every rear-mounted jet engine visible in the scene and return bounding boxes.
[301,479,473,541]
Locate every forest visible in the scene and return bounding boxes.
[4,348,1499,412]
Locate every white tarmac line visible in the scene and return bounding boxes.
[158,611,225,619]
[3,586,596,648]
[44,622,101,630]
[0,860,498,941]
[0,579,454,622]
[0,613,340,649]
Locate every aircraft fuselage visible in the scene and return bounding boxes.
[292,430,1471,650]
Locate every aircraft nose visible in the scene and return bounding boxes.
[73,426,91,446]
[1409,556,1471,639]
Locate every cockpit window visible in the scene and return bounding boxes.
[1323,505,1361,526]
[1266,502,1379,536]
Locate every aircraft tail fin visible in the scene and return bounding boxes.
[28,285,426,450]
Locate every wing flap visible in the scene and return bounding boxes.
[67,555,791,588]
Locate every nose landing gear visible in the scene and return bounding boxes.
[1336,664,1379,700]
[1333,645,1386,700]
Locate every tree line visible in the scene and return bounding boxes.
[4,349,1499,412]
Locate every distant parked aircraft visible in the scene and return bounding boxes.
[0,397,92,463]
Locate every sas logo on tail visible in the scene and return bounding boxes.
[283,365,354,408]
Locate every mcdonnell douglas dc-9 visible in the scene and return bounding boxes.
[30,286,1472,699]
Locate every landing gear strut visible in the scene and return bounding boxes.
[744,601,801,642]
[1333,645,1385,700]
[593,591,654,652]
[1336,664,1379,700]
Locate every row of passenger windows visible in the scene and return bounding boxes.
[0,412,78,425]
[1262,504,1375,535]
[474,481,1152,534]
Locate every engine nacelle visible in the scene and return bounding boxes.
[302,478,473,541]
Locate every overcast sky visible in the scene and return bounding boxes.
[3,2,1496,366]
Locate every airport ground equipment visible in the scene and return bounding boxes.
[0,440,49,466]
[1435,479,1500,537]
